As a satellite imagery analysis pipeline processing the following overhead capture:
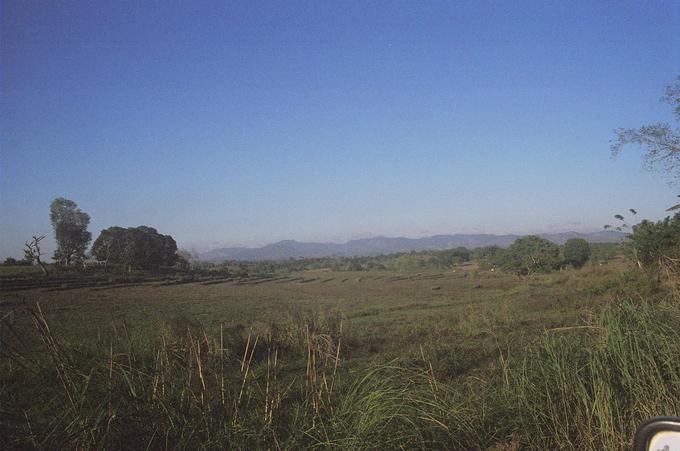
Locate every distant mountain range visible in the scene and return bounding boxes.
[199,231,625,262]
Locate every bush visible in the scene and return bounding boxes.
[563,238,591,268]
[628,212,680,274]
[501,235,561,276]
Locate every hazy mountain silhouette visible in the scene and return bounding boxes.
[199,231,625,261]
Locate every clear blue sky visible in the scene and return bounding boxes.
[1,0,679,258]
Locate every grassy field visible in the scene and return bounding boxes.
[2,260,679,449]
[2,263,626,372]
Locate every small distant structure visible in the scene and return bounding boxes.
[83,258,106,268]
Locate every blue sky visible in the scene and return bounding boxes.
[1,0,679,257]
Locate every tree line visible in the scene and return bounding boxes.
[8,76,680,279]
[11,197,177,276]
[8,195,676,281]
[197,237,602,276]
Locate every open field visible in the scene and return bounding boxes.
[2,263,628,367]
[2,260,679,449]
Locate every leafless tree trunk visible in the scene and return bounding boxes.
[25,235,50,277]
[103,242,111,269]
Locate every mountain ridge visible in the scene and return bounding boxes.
[199,231,625,261]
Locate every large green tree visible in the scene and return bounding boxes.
[91,226,178,270]
[89,226,127,269]
[501,235,561,276]
[562,238,591,269]
[50,197,91,266]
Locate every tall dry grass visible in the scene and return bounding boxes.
[2,288,680,449]
[509,298,680,449]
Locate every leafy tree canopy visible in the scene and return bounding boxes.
[91,226,177,270]
[501,235,561,276]
[563,238,591,269]
[50,197,91,266]
[627,212,680,273]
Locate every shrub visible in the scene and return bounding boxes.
[628,212,680,274]
[563,238,591,268]
[501,235,561,276]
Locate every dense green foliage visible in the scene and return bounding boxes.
[562,238,591,268]
[500,235,561,276]
[627,213,680,273]
[91,225,178,270]
[209,247,472,274]
[206,242,612,276]
[50,198,92,266]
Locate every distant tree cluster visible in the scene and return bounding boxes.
[380,247,470,272]
[18,197,178,276]
[91,226,178,271]
[206,247,473,274]
[2,256,32,266]
[476,237,594,276]
[499,236,561,276]
[475,246,504,269]
[210,239,600,277]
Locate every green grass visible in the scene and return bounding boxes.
[510,299,680,449]
[1,261,678,449]
[0,265,43,277]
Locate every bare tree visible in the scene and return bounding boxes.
[24,235,50,277]
[611,75,680,183]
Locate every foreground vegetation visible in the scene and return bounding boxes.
[2,258,679,449]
